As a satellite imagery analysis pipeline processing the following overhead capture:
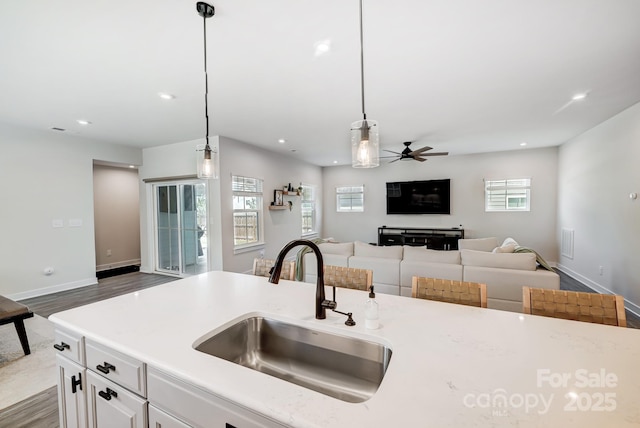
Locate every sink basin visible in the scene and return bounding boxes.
[194,316,392,403]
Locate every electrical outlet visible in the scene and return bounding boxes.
[107,249,112,257]
[599,266,604,275]
[259,249,265,258]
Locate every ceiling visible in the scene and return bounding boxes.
[2,0,640,167]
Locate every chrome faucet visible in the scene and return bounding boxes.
[268,239,336,319]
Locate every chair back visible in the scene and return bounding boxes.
[522,286,626,327]
[252,259,296,281]
[412,277,487,308]
[323,265,372,291]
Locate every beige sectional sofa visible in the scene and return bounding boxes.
[302,238,560,312]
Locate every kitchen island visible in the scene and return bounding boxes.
[50,271,640,427]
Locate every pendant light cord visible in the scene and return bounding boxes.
[359,0,366,121]
[203,14,210,147]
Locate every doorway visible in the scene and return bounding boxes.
[154,181,209,276]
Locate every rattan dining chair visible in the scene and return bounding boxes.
[323,265,372,291]
[252,258,296,281]
[411,277,487,308]
[522,286,626,327]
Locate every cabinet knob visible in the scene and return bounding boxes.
[96,362,116,374]
[53,342,70,351]
[98,387,118,401]
[71,373,82,394]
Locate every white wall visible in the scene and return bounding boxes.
[139,136,323,275]
[139,137,223,274]
[0,122,142,299]
[322,147,559,261]
[93,164,141,271]
[558,102,640,310]
[218,137,323,273]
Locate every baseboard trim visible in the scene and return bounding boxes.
[96,265,140,279]
[9,277,98,301]
[96,258,142,272]
[556,264,640,318]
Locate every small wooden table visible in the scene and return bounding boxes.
[0,295,34,355]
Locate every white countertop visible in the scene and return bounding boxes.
[50,271,640,427]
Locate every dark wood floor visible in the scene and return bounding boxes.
[20,271,179,318]
[2,269,638,427]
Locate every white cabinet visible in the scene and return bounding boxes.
[149,405,192,428]
[55,328,286,428]
[56,354,87,428]
[86,371,147,428]
[147,366,286,428]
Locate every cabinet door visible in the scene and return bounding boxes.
[149,405,192,428]
[148,366,286,428]
[86,371,147,428]
[57,354,88,428]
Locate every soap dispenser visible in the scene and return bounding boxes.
[365,286,379,330]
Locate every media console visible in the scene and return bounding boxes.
[378,226,464,250]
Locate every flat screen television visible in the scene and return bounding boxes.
[386,179,451,214]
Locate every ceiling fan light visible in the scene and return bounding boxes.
[351,119,379,168]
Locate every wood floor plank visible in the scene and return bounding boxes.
[19,272,178,318]
[0,386,58,428]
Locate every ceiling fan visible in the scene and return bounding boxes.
[381,141,449,163]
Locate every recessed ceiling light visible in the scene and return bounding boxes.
[158,92,176,100]
[314,40,331,56]
[333,160,338,164]
[77,120,91,125]
[129,165,136,169]
[572,93,588,101]
[278,138,286,144]
[520,142,527,147]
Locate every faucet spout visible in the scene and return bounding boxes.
[268,239,329,319]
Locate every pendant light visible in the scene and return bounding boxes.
[196,2,219,179]
[351,0,379,168]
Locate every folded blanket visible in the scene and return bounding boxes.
[295,238,330,281]
[514,246,555,272]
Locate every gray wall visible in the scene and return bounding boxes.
[322,147,559,262]
[558,101,640,312]
[0,122,141,299]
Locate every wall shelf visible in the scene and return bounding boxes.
[269,205,288,211]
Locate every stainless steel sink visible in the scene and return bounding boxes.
[193,316,392,403]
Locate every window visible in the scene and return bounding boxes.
[336,185,364,212]
[300,184,317,236]
[485,178,531,211]
[232,175,263,248]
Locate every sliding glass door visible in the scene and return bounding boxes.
[155,181,208,275]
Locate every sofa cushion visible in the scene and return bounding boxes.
[461,249,537,271]
[463,265,560,303]
[457,237,499,252]
[349,256,400,285]
[402,246,461,264]
[400,261,463,288]
[354,241,403,259]
[318,242,354,256]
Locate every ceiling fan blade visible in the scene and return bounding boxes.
[408,146,433,155]
[383,149,402,154]
[422,152,449,156]
[388,158,402,163]
[413,156,428,162]
[379,155,400,159]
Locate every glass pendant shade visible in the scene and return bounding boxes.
[351,119,379,168]
[197,142,219,179]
